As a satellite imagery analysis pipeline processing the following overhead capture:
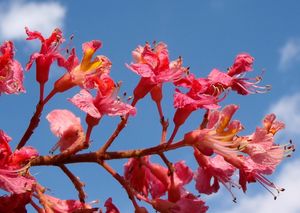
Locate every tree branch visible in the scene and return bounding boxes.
[59,164,86,202]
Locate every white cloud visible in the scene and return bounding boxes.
[0,1,66,40]
[268,93,300,135]
[279,38,300,71]
[222,158,300,213]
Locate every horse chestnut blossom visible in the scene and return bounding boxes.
[69,75,136,120]
[0,130,38,194]
[171,53,267,138]
[127,42,188,112]
[54,40,112,93]
[0,41,25,94]
[25,27,64,100]
[46,109,85,153]
[0,27,295,212]
[194,152,236,197]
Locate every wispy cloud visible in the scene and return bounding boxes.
[279,38,300,71]
[222,158,300,213]
[0,1,66,40]
[268,93,300,135]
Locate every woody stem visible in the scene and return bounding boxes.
[97,98,138,154]
[98,160,140,211]
[167,125,179,145]
[39,83,45,103]
[31,139,187,166]
[59,164,86,202]
[16,101,44,150]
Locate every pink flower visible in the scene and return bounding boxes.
[172,74,223,128]
[171,194,208,213]
[242,128,283,166]
[174,161,193,185]
[54,40,112,92]
[207,54,270,95]
[152,193,208,213]
[0,130,37,194]
[0,41,25,94]
[222,152,284,196]
[25,27,64,85]
[194,152,235,197]
[41,194,93,212]
[46,109,85,152]
[124,156,169,199]
[127,42,187,101]
[237,156,284,194]
[124,157,193,201]
[105,197,120,213]
[168,161,193,202]
[183,105,244,157]
[240,114,294,167]
[69,75,136,119]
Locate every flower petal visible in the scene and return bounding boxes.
[69,90,101,118]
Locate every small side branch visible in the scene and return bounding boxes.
[98,160,141,211]
[31,139,187,166]
[97,117,127,154]
[17,101,44,150]
[59,164,86,202]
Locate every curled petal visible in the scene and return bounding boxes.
[105,197,120,213]
[0,171,35,194]
[43,194,92,212]
[208,69,232,87]
[57,48,79,72]
[82,40,102,54]
[174,161,193,185]
[69,90,101,118]
[126,63,155,78]
[215,104,239,133]
[103,100,136,117]
[174,89,219,110]
[228,53,254,76]
[25,27,45,41]
[46,109,82,137]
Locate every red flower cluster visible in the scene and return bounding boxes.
[0,27,294,212]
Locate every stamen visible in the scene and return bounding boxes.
[255,173,284,194]
[218,178,237,203]
[257,179,277,200]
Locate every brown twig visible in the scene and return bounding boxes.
[159,153,174,176]
[160,117,169,144]
[31,139,187,166]
[98,160,141,211]
[35,184,54,213]
[43,88,57,105]
[16,101,44,150]
[97,117,127,154]
[59,164,86,202]
[16,89,57,150]
[166,125,179,146]
[97,98,138,154]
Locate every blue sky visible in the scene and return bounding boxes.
[1,0,300,212]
